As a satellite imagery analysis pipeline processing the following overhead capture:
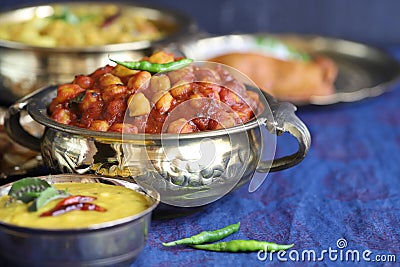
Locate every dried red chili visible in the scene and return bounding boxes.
[54,195,97,208]
[40,202,107,217]
[39,195,106,217]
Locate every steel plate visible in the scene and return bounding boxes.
[177,34,400,105]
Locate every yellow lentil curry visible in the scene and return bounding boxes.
[0,182,151,229]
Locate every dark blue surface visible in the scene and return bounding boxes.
[130,53,400,266]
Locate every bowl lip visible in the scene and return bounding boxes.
[24,84,271,141]
[0,174,160,233]
[0,1,197,53]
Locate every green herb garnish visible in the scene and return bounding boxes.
[28,187,70,212]
[7,178,70,212]
[48,7,97,25]
[8,178,51,203]
[49,7,80,24]
[70,91,86,105]
[255,36,311,61]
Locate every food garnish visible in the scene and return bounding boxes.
[28,187,70,212]
[255,36,311,61]
[190,240,294,252]
[40,201,106,217]
[163,222,293,253]
[162,222,241,246]
[54,195,96,207]
[109,57,194,73]
[191,240,294,252]
[7,178,69,211]
[39,195,106,217]
[49,7,81,24]
[8,177,53,203]
[6,177,106,216]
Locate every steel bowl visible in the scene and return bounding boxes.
[0,2,196,106]
[4,82,310,208]
[0,174,159,267]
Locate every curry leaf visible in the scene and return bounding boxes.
[28,187,70,212]
[8,178,51,203]
[70,91,86,105]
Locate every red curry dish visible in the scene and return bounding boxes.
[49,51,260,134]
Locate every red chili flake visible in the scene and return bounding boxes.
[39,195,106,217]
[55,195,97,208]
[40,202,107,217]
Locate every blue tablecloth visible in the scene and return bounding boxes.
[131,51,400,267]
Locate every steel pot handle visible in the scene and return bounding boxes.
[4,100,42,152]
[257,93,311,172]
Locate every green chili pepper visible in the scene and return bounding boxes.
[191,240,294,252]
[162,222,240,247]
[109,57,193,73]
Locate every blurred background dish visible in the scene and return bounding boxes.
[0,3,171,47]
[4,0,400,46]
[0,1,196,106]
[176,34,400,105]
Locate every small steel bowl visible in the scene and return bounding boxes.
[4,83,310,208]
[0,2,196,106]
[0,174,159,267]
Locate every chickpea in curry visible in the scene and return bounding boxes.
[48,51,260,134]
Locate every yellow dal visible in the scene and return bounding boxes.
[0,183,151,229]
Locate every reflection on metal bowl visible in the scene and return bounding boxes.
[0,2,196,106]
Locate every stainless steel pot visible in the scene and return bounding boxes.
[0,2,196,106]
[4,85,310,207]
[0,174,159,267]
